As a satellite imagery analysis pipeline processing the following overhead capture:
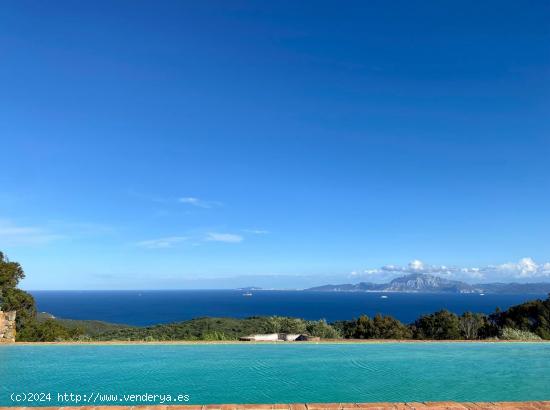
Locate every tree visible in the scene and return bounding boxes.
[0,252,38,334]
[0,251,25,295]
[306,319,340,339]
[489,296,550,339]
[1,288,36,332]
[353,315,373,339]
[371,314,412,339]
[459,312,487,340]
[413,310,461,340]
[335,314,411,339]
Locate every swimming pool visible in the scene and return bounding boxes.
[1,343,549,406]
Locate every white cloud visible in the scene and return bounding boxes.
[493,257,546,278]
[460,267,484,279]
[179,197,222,209]
[381,260,454,275]
[0,219,63,246]
[136,236,188,249]
[355,257,550,283]
[206,232,243,243]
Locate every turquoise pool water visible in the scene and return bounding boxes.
[1,343,549,406]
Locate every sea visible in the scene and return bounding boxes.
[29,290,547,326]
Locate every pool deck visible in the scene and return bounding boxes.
[4,402,550,409]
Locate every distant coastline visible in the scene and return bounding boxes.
[24,272,550,294]
[305,273,550,294]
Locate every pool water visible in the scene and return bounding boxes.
[1,343,549,406]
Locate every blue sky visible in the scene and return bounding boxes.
[1,1,549,289]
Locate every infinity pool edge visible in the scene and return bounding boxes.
[3,401,550,409]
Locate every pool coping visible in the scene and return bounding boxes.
[2,402,550,409]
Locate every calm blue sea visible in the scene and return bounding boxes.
[29,290,546,326]
[1,343,549,405]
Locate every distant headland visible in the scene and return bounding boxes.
[305,273,550,294]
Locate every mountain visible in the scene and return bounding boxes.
[384,273,480,293]
[307,274,478,293]
[306,273,550,294]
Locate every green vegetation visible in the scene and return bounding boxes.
[412,310,461,339]
[499,327,542,341]
[23,298,549,342]
[409,310,497,340]
[17,319,83,342]
[89,316,340,341]
[36,313,130,336]
[489,296,550,339]
[335,314,412,339]
[0,252,39,337]
[1,251,550,342]
[458,311,491,340]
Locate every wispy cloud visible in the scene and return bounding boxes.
[136,236,188,249]
[206,232,243,243]
[243,229,270,234]
[0,219,63,246]
[136,231,246,248]
[179,197,222,209]
[128,190,223,209]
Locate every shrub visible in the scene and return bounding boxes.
[203,331,230,341]
[77,334,93,342]
[265,317,307,334]
[499,327,542,341]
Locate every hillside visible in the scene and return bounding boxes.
[33,294,550,341]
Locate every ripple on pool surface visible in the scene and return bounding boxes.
[1,343,550,406]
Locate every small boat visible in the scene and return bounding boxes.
[380,295,388,299]
[243,292,253,297]
[479,293,485,296]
